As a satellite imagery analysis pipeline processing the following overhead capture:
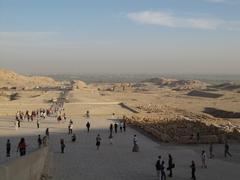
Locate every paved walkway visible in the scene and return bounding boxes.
[49,117,240,180]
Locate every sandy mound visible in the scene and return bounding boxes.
[144,77,208,90]
[72,80,87,90]
[0,69,59,89]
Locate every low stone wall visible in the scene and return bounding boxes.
[123,115,240,144]
[0,147,49,180]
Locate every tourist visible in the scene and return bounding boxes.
[6,139,11,157]
[86,121,90,132]
[155,156,161,179]
[167,154,174,177]
[17,119,21,128]
[114,122,118,133]
[96,134,102,150]
[201,150,207,168]
[37,119,40,129]
[17,138,27,156]
[46,128,49,138]
[38,135,42,148]
[190,160,196,180]
[15,120,18,130]
[197,132,200,143]
[109,123,113,134]
[109,132,113,144]
[123,121,126,132]
[72,134,76,142]
[68,123,73,134]
[43,136,48,146]
[209,143,214,159]
[132,135,139,152]
[120,122,123,133]
[60,139,65,153]
[160,161,166,180]
[86,110,90,118]
[224,141,232,157]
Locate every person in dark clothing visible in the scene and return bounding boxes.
[6,139,11,157]
[190,160,196,180]
[224,141,232,157]
[96,134,102,150]
[86,122,90,132]
[60,139,65,153]
[197,132,200,143]
[110,124,113,134]
[37,119,40,129]
[38,135,42,148]
[46,128,49,138]
[72,134,76,142]
[17,138,27,156]
[155,156,161,179]
[17,119,21,128]
[123,122,126,132]
[161,161,166,180]
[167,154,174,177]
[114,123,118,133]
[209,143,214,159]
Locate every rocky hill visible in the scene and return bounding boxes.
[0,69,60,90]
[144,77,208,90]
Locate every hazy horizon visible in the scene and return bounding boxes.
[1,0,240,74]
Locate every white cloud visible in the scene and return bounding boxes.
[127,11,240,30]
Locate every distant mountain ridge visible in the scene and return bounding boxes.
[144,77,208,90]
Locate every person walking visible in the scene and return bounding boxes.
[6,139,11,157]
[209,143,214,159]
[17,119,21,128]
[224,141,232,157]
[155,156,161,179]
[123,121,126,132]
[69,123,73,134]
[45,128,49,138]
[197,132,200,143]
[96,134,102,150]
[132,135,139,152]
[60,139,65,153]
[72,134,76,142]
[37,119,40,129]
[109,132,113,144]
[167,154,174,177]
[110,123,113,134]
[114,122,118,133]
[160,161,166,180]
[38,135,42,148]
[190,160,196,180]
[17,138,27,156]
[120,122,123,133]
[86,121,90,132]
[201,150,207,168]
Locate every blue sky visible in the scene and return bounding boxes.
[0,0,240,74]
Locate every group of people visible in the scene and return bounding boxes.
[153,141,233,180]
[5,132,48,158]
[14,107,55,130]
[155,154,175,180]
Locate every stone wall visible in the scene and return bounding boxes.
[123,115,240,144]
[0,147,49,180]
